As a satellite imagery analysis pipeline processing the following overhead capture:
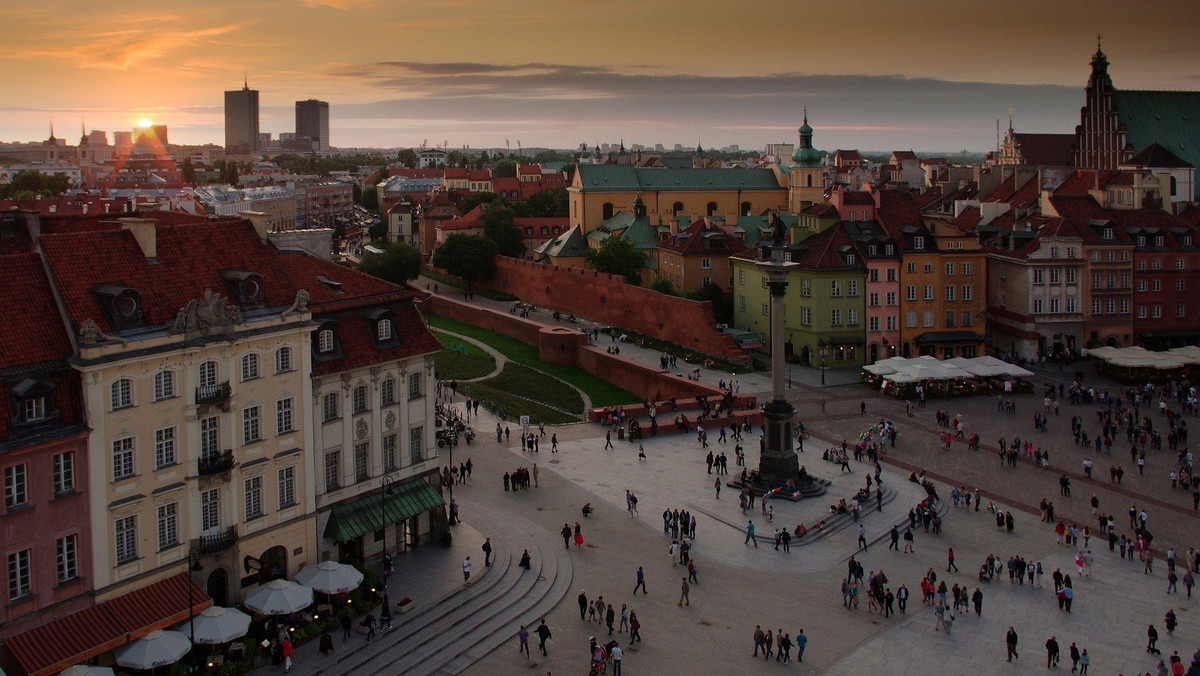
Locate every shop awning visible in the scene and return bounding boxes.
[324,478,444,543]
[4,573,211,676]
[912,331,985,344]
[829,335,865,346]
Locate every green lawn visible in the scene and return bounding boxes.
[463,363,585,425]
[431,330,496,380]
[424,314,637,408]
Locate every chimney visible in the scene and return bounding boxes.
[240,210,271,240]
[120,217,158,259]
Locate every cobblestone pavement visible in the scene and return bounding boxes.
[416,284,1199,675]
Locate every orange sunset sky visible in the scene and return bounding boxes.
[4,0,1200,152]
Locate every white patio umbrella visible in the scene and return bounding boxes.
[243,579,314,615]
[184,606,252,644]
[295,560,364,594]
[114,629,192,670]
[59,666,114,676]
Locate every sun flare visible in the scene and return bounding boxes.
[137,118,153,128]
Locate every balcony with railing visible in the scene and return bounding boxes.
[198,450,236,476]
[194,526,238,555]
[196,382,232,406]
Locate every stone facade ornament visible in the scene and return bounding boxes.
[169,289,244,339]
[79,318,127,345]
[384,411,396,430]
[280,289,310,319]
[356,418,369,440]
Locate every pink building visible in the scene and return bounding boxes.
[0,253,92,640]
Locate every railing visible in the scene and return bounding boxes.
[195,526,238,554]
[196,382,232,405]
[198,450,235,476]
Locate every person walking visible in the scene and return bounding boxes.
[795,629,807,661]
[753,625,766,657]
[610,643,624,676]
[535,619,552,656]
[561,523,572,549]
[517,625,530,658]
[745,520,758,547]
[896,583,908,613]
[972,587,983,616]
[462,556,472,585]
[605,431,613,450]
[605,604,616,636]
[678,577,690,606]
[340,612,352,641]
[532,464,539,487]
[633,566,647,594]
[1046,635,1060,668]
[578,591,588,620]
[363,613,377,641]
[947,547,958,572]
[281,636,294,673]
[714,476,722,499]
[1006,626,1019,662]
[482,538,493,567]
[1078,648,1089,674]
[858,524,868,552]
[1069,642,1080,672]
[629,612,641,643]
[1147,624,1160,655]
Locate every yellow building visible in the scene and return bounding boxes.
[569,165,787,233]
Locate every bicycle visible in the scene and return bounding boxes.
[793,426,810,440]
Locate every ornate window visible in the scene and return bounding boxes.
[111,378,133,409]
[275,347,293,373]
[241,354,261,381]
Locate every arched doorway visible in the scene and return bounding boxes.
[740,201,751,216]
[672,201,684,215]
[869,343,879,364]
[206,568,229,607]
[800,345,811,366]
[259,545,288,583]
[902,342,912,358]
[706,201,718,216]
[602,203,614,220]
[1106,336,1120,348]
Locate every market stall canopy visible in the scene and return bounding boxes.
[183,606,252,645]
[58,666,114,676]
[243,579,314,616]
[113,630,191,671]
[873,356,1031,384]
[295,561,364,595]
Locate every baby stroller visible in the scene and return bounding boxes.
[978,564,990,582]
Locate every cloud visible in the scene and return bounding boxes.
[5,21,243,71]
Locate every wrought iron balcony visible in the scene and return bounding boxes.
[195,382,232,406]
[198,450,235,476]
[195,526,238,554]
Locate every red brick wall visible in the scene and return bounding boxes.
[471,257,748,362]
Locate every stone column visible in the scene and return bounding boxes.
[755,245,800,484]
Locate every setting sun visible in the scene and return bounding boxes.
[137,118,153,128]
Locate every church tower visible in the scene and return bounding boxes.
[1074,37,1130,170]
[788,109,824,213]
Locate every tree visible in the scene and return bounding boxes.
[0,170,71,198]
[584,236,644,286]
[357,241,422,285]
[481,204,525,258]
[649,276,675,295]
[359,184,379,212]
[460,191,503,214]
[181,157,196,184]
[432,234,498,285]
[367,219,388,242]
[522,186,569,217]
[395,149,417,168]
[696,282,733,324]
[493,159,517,178]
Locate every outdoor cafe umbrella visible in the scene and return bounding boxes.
[243,579,314,616]
[295,560,364,595]
[114,629,192,670]
[59,666,115,676]
[185,606,252,645]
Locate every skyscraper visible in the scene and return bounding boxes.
[225,78,260,153]
[295,99,330,152]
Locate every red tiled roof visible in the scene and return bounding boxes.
[842,191,875,205]
[276,251,416,314]
[797,225,859,269]
[0,254,72,369]
[39,217,299,333]
[388,167,442,180]
[658,219,748,256]
[1011,133,1076,166]
[312,301,441,376]
[4,573,211,676]
[874,190,923,237]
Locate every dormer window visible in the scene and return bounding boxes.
[317,329,335,353]
[868,245,877,256]
[1103,228,1113,240]
[1136,237,1146,247]
[846,254,856,265]
[219,270,265,309]
[913,236,924,250]
[1155,236,1164,247]
[366,310,400,348]
[1185,236,1194,247]
[11,378,57,427]
[377,319,393,341]
[93,283,144,330]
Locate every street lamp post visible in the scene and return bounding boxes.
[818,339,828,385]
[380,475,395,564]
[186,547,203,671]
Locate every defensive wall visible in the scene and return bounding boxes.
[462,257,749,363]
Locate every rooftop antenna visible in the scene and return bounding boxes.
[243,71,248,89]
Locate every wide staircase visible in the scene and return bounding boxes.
[309,533,572,676]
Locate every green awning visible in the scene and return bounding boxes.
[323,478,445,542]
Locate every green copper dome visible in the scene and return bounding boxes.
[791,109,820,167]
